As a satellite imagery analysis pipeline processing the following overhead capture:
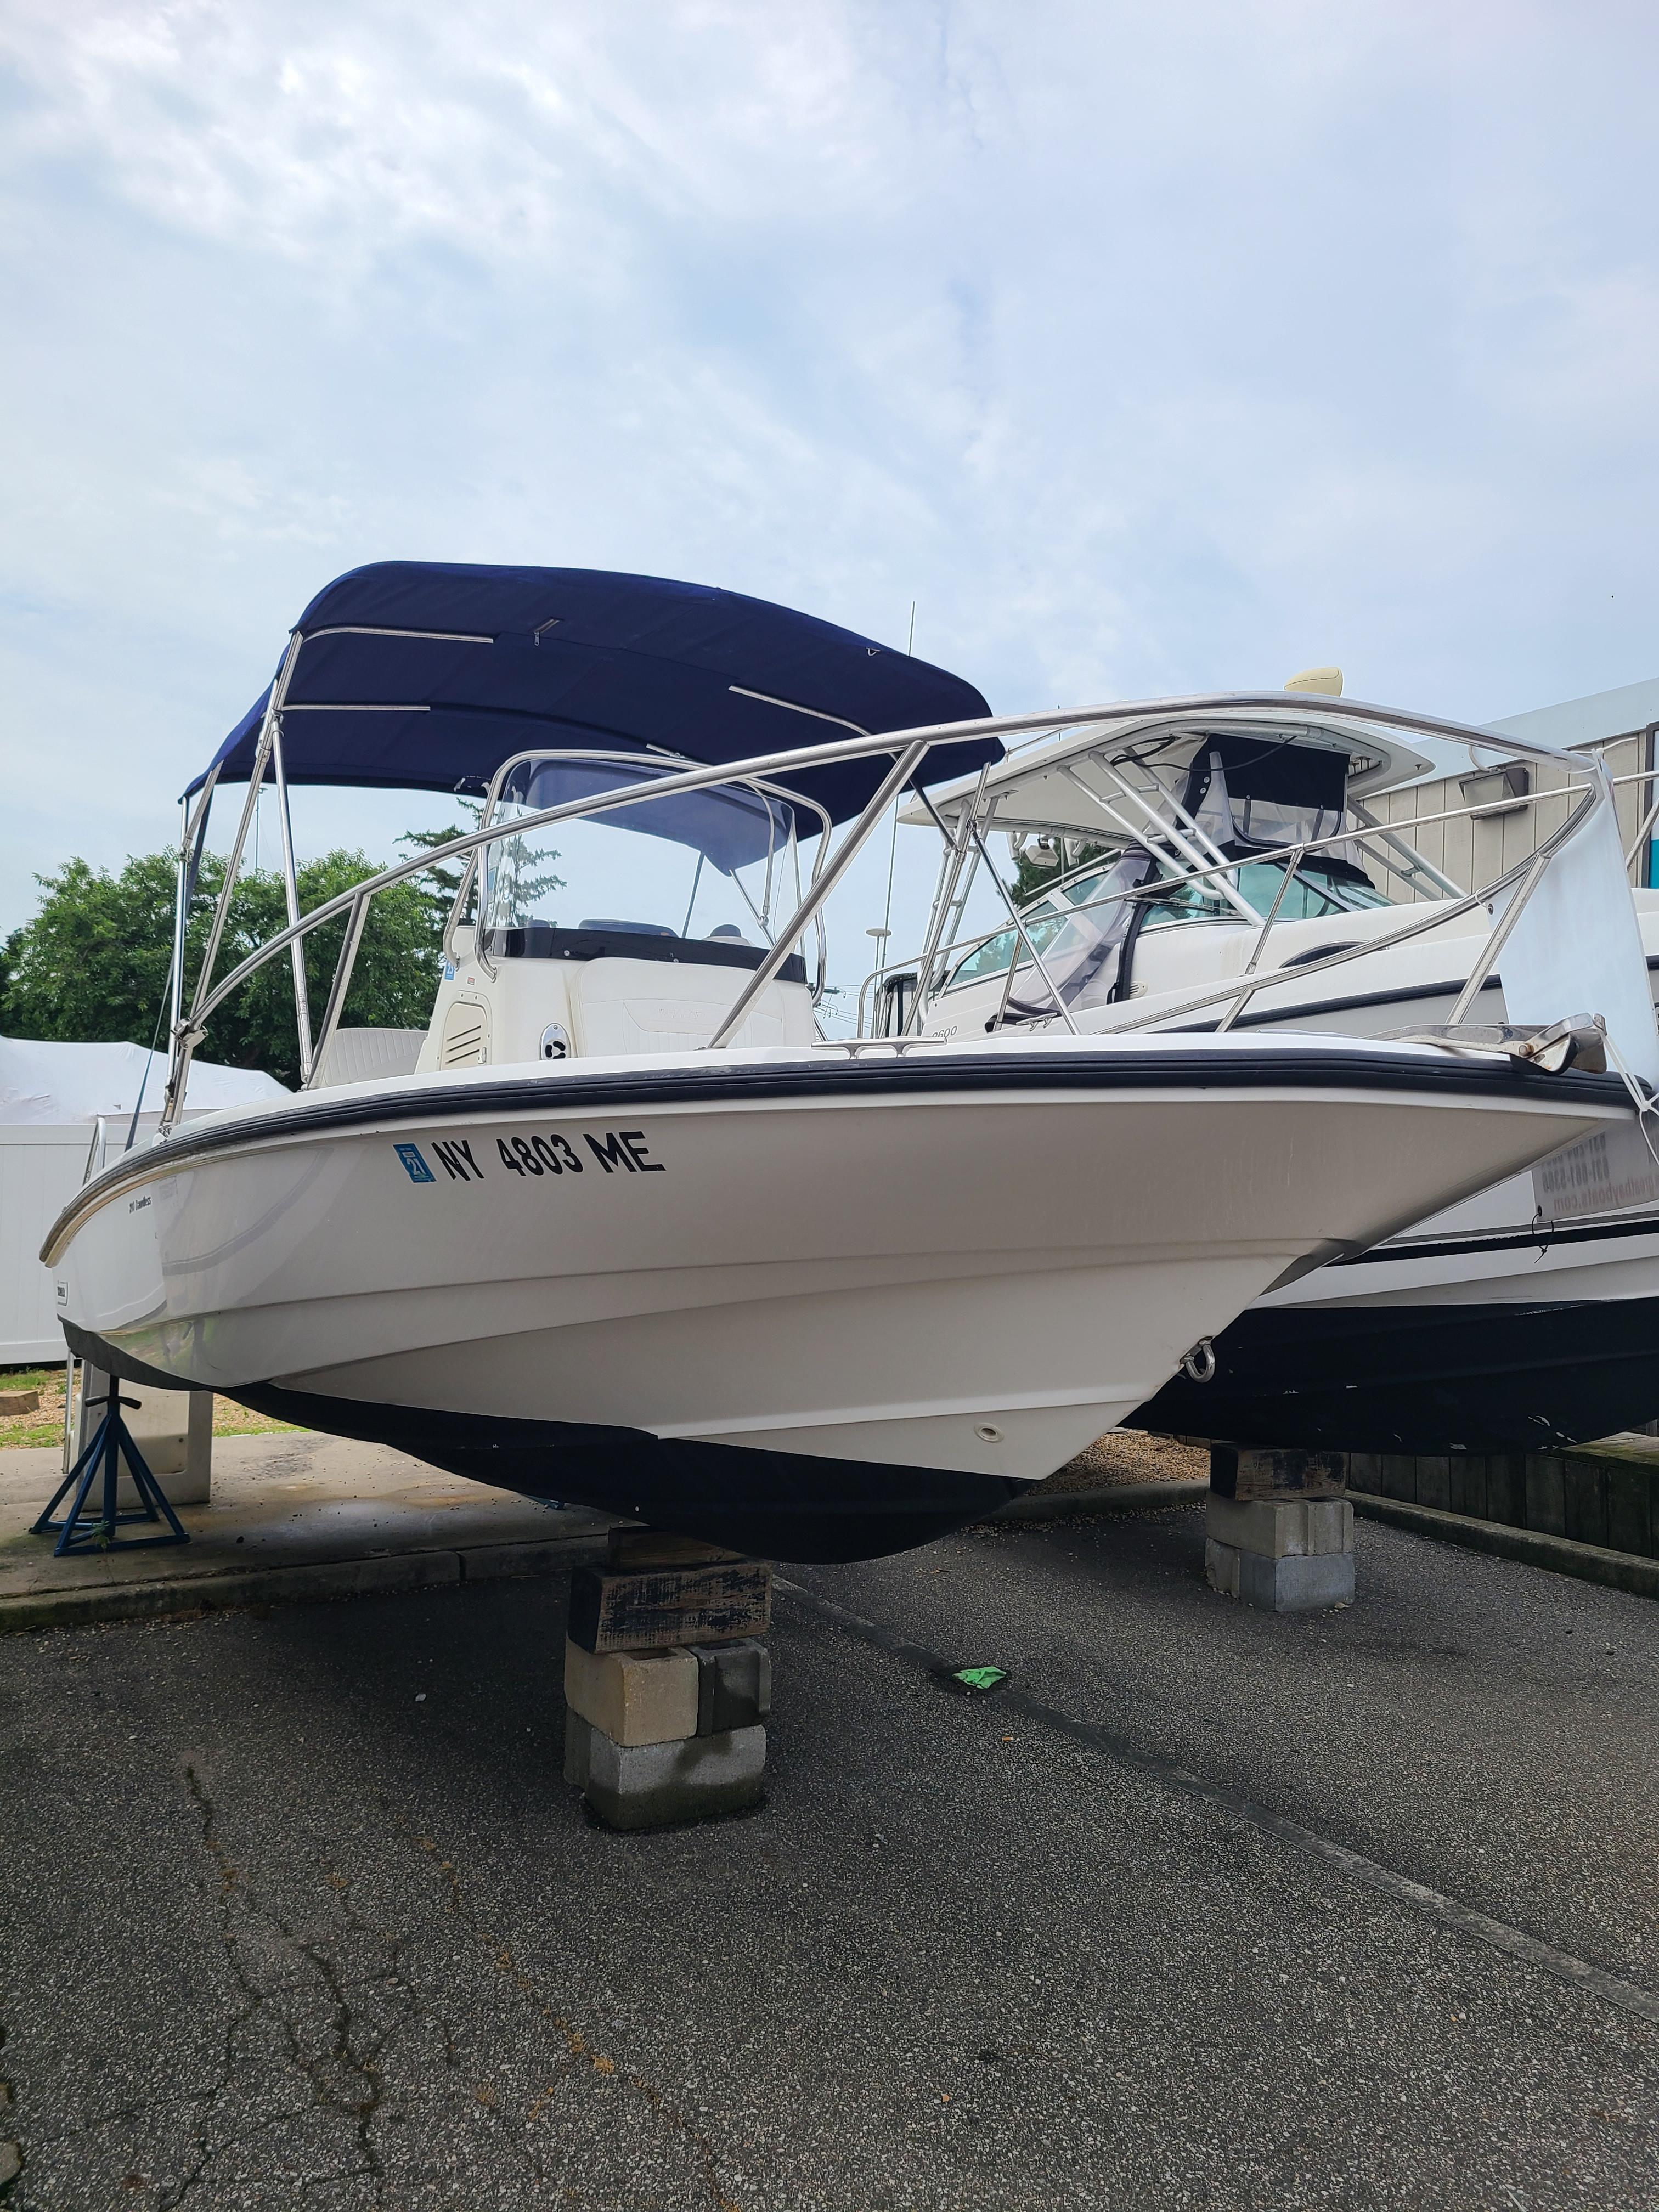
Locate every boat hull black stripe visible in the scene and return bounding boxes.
[59,1319,1021,1560]
[1133,1294,1659,1453]
[1333,1210,1659,1267]
[1169,975,1504,1034]
[229,1370,1026,1562]
[1155,949,1659,1037]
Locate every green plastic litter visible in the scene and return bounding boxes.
[952,1666,1008,1692]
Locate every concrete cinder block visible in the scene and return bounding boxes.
[564,1707,594,1789]
[1207,1537,1354,1610]
[563,1639,699,1746]
[1208,1444,1346,1502]
[1243,1548,1355,1611]
[1206,1494,1352,1559]
[582,1724,766,1831]
[693,1639,771,1735]
[1205,1536,1242,1599]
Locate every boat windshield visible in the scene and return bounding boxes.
[482,755,800,945]
[1135,856,1390,929]
[943,851,1389,998]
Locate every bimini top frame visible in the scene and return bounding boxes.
[163,562,1003,1124]
[160,683,1639,1136]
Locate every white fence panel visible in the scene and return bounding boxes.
[0,1126,92,1363]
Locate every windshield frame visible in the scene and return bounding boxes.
[462,746,836,988]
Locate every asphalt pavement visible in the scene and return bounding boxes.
[1,1499,1656,2210]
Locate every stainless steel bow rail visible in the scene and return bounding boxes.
[155,678,1624,1135]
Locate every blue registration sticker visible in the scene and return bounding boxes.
[395,1142,436,1184]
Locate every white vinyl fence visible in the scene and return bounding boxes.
[0,1125,93,1364]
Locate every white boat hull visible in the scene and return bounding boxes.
[45,1037,1628,1554]
[1128,934,1659,1449]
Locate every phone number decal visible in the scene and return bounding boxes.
[393,1129,664,1186]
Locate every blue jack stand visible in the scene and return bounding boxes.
[32,1384,190,1558]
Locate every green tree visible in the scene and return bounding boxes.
[397,810,483,938]
[2,848,445,1090]
[1009,838,1109,906]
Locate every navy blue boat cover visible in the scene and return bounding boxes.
[189,563,1000,827]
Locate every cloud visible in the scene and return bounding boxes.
[2,0,1657,964]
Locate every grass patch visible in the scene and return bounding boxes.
[1,1365,64,1392]
[1,1362,304,1451]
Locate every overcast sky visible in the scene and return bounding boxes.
[3,0,1657,980]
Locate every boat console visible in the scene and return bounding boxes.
[480,921,808,979]
[413,749,822,1071]
[418,918,816,1069]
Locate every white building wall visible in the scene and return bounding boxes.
[1362,677,1659,903]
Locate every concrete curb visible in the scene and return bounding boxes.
[1351,1493,1659,1600]
[990,1478,1209,1523]
[0,1530,612,1635]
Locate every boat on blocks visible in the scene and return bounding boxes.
[881,675,1659,1453]
[42,569,1641,1555]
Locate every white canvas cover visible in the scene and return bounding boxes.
[0,1040,288,1359]
[0,1036,287,1126]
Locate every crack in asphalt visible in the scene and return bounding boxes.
[172,1762,402,2208]
[410,1828,744,2212]
[94,1764,747,2211]
[0,2008,16,2201]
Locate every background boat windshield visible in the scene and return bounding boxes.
[944,849,1389,999]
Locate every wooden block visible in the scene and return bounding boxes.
[1606,1464,1654,1559]
[607,1528,745,1571]
[1524,1455,1567,1538]
[1563,1460,1607,1549]
[1381,1454,1417,1502]
[1486,1454,1525,1527]
[0,1389,40,1416]
[567,1561,772,1654]
[563,1638,699,1746]
[1415,1457,1452,1514]
[1346,1453,1383,1496]
[1208,1444,1346,1502]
